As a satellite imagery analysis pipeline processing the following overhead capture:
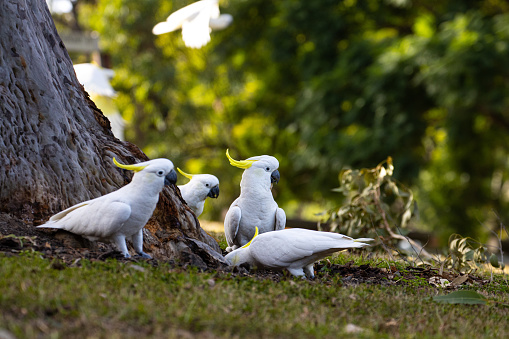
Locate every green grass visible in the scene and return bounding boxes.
[1,251,508,338]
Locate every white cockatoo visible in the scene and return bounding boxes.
[152,0,233,49]
[177,168,219,217]
[224,149,286,252]
[37,158,177,258]
[73,63,126,140]
[225,227,374,278]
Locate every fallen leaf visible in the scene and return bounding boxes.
[450,275,468,287]
[385,318,398,327]
[433,290,487,305]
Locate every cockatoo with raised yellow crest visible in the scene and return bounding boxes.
[152,0,233,49]
[177,168,219,217]
[37,158,177,258]
[225,227,374,278]
[224,149,286,252]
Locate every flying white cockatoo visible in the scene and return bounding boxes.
[37,158,178,258]
[224,149,286,252]
[73,63,126,140]
[152,0,233,49]
[177,168,219,217]
[225,227,374,278]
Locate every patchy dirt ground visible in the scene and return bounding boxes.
[0,213,129,263]
[0,213,488,288]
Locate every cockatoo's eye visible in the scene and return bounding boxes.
[157,170,165,177]
[265,167,271,172]
[205,183,210,187]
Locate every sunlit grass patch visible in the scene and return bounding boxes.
[1,251,508,338]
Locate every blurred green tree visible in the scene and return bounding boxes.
[55,0,509,240]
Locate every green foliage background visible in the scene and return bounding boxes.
[56,0,509,241]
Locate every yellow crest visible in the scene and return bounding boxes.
[226,149,257,169]
[113,157,148,172]
[241,227,259,248]
[177,168,194,180]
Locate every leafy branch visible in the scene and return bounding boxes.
[320,157,429,256]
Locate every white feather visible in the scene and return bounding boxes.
[73,63,116,97]
[74,63,126,140]
[152,0,232,48]
[225,228,374,277]
[37,158,176,258]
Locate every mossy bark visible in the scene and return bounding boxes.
[0,0,224,267]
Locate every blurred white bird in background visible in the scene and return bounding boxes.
[46,0,72,14]
[38,158,178,258]
[225,228,374,278]
[153,0,233,48]
[177,168,219,217]
[74,63,126,140]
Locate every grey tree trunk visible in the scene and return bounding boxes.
[0,0,225,267]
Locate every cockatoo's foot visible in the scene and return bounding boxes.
[239,262,251,271]
[304,264,315,279]
[287,267,306,278]
[136,251,152,259]
[113,235,130,258]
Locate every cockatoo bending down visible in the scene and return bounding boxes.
[225,227,374,278]
[177,168,219,217]
[224,149,286,253]
[37,158,178,258]
[152,0,233,49]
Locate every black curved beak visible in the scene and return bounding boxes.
[271,170,280,184]
[207,185,220,199]
[164,169,178,186]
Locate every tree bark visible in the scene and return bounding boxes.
[0,0,225,267]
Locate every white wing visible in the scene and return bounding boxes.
[39,197,131,239]
[166,0,212,26]
[224,204,241,248]
[153,1,204,35]
[73,63,116,97]
[178,183,203,216]
[152,0,217,38]
[153,0,226,48]
[177,184,191,203]
[250,229,371,268]
[153,21,181,35]
[274,207,286,231]
[46,199,94,222]
[209,14,233,30]
[249,230,311,269]
[181,2,213,48]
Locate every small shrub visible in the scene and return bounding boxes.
[319,157,417,247]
